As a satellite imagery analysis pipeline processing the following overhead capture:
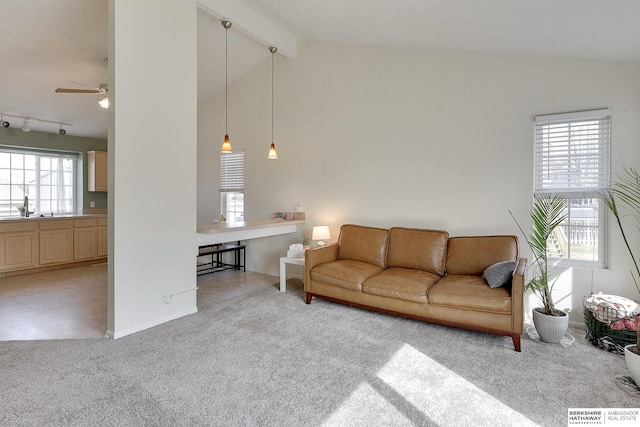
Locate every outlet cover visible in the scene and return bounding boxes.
[90,201,95,208]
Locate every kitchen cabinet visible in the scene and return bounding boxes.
[88,150,108,192]
[97,217,108,257]
[0,222,38,271]
[39,220,74,265]
[0,216,107,275]
[74,219,97,261]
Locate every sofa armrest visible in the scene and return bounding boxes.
[511,257,527,334]
[304,244,338,286]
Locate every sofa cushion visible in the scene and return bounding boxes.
[387,227,448,275]
[428,275,512,314]
[336,224,389,269]
[311,259,383,291]
[363,268,440,303]
[445,235,518,276]
[482,261,517,288]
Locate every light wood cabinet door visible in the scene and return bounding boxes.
[0,231,38,271]
[88,150,108,192]
[74,218,99,261]
[40,229,73,265]
[97,223,108,258]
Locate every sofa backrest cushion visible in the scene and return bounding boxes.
[337,224,389,269]
[387,227,448,276]
[446,235,519,276]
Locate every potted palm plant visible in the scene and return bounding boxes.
[511,193,569,343]
[600,167,640,384]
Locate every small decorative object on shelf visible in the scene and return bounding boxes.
[272,211,305,221]
[17,205,26,216]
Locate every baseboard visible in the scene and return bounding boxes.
[0,258,107,278]
[569,320,585,329]
[109,307,198,339]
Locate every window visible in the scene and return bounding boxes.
[0,149,76,217]
[220,149,244,223]
[534,109,611,267]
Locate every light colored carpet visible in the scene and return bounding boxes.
[1,278,638,426]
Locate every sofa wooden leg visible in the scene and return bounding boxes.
[512,334,521,352]
[305,292,312,304]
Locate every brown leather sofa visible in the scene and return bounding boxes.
[304,224,527,351]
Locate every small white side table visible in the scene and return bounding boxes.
[279,256,305,292]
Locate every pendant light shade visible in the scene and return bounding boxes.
[221,18,233,154]
[268,142,277,159]
[267,45,278,159]
[221,134,232,153]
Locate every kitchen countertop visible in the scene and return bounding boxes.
[197,219,305,233]
[0,214,107,223]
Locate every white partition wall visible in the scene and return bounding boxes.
[107,0,198,338]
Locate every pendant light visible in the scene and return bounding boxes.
[267,45,278,159]
[220,18,233,153]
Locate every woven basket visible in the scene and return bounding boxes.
[583,306,637,354]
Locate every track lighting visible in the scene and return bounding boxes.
[220,18,233,154]
[0,113,73,135]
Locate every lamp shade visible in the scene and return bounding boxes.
[312,226,331,246]
[267,143,278,159]
[221,134,232,153]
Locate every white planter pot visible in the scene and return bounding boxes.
[624,345,640,386]
[533,308,569,344]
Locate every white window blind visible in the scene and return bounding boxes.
[219,149,244,193]
[534,109,611,193]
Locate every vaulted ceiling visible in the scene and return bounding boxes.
[1,0,638,140]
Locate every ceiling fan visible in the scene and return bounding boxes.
[55,83,108,94]
[55,83,109,108]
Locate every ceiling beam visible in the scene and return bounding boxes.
[197,0,297,58]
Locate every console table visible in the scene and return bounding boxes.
[197,219,304,246]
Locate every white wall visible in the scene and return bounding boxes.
[108,0,198,338]
[198,41,640,324]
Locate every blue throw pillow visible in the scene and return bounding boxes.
[482,261,517,288]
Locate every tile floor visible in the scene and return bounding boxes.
[0,264,285,341]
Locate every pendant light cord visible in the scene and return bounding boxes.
[225,25,228,136]
[271,50,274,143]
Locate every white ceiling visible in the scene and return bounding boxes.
[1,0,639,140]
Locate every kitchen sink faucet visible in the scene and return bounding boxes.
[23,195,34,217]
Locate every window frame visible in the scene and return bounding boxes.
[219,149,244,223]
[0,147,78,218]
[533,109,611,269]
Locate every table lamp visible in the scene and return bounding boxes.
[312,226,331,247]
